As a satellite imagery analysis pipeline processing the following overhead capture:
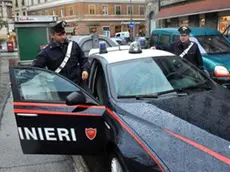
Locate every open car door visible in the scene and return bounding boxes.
[9,66,107,155]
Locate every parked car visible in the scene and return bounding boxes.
[70,33,118,58]
[150,27,230,88]
[9,42,230,172]
[111,37,127,45]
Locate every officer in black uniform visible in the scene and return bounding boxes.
[32,21,89,85]
[153,26,204,70]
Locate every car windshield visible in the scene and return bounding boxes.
[108,56,211,97]
[195,35,230,54]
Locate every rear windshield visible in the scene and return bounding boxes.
[195,35,230,54]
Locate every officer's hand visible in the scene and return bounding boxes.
[82,71,88,80]
[150,46,156,49]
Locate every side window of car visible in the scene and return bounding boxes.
[159,34,170,46]
[94,64,109,106]
[173,35,179,42]
[99,39,111,47]
[82,40,93,57]
[150,34,158,46]
[14,68,80,102]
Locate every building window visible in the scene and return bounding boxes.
[102,6,108,15]
[127,5,133,15]
[53,9,56,16]
[115,5,121,15]
[89,5,96,15]
[69,7,73,16]
[23,11,26,16]
[61,8,65,18]
[139,6,145,15]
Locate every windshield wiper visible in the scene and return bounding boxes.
[117,90,188,99]
[117,94,159,99]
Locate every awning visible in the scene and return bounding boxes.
[156,0,230,20]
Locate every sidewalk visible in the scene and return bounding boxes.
[0,57,11,119]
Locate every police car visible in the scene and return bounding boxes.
[9,41,230,172]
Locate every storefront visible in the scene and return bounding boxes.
[155,0,230,31]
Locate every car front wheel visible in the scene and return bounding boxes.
[109,153,125,172]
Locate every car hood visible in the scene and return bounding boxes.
[116,88,230,171]
[204,53,230,68]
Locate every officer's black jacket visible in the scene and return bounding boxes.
[156,40,204,70]
[32,39,89,84]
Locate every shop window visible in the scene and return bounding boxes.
[159,35,170,45]
[115,6,121,15]
[115,25,121,33]
[180,20,188,26]
[200,18,205,27]
[220,16,230,21]
[219,16,230,33]
[103,27,110,37]
[89,5,96,15]
[89,26,97,33]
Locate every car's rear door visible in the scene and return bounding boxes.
[9,66,107,155]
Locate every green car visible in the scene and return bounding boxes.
[150,27,230,88]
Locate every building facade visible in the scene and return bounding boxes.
[146,0,230,36]
[0,0,13,40]
[14,0,146,37]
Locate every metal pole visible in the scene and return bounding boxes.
[130,0,133,41]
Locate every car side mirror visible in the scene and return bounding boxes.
[66,91,86,105]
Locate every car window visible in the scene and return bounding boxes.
[108,56,209,97]
[99,39,111,47]
[150,34,158,46]
[195,35,230,54]
[173,35,179,42]
[14,68,80,102]
[159,35,170,45]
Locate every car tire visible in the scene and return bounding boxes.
[109,152,125,172]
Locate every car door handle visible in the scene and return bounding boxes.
[17,113,38,117]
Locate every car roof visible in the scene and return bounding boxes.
[89,46,175,64]
[153,27,222,36]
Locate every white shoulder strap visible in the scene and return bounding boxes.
[179,42,194,58]
[55,41,73,73]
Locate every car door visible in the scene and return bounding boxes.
[9,66,107,155]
